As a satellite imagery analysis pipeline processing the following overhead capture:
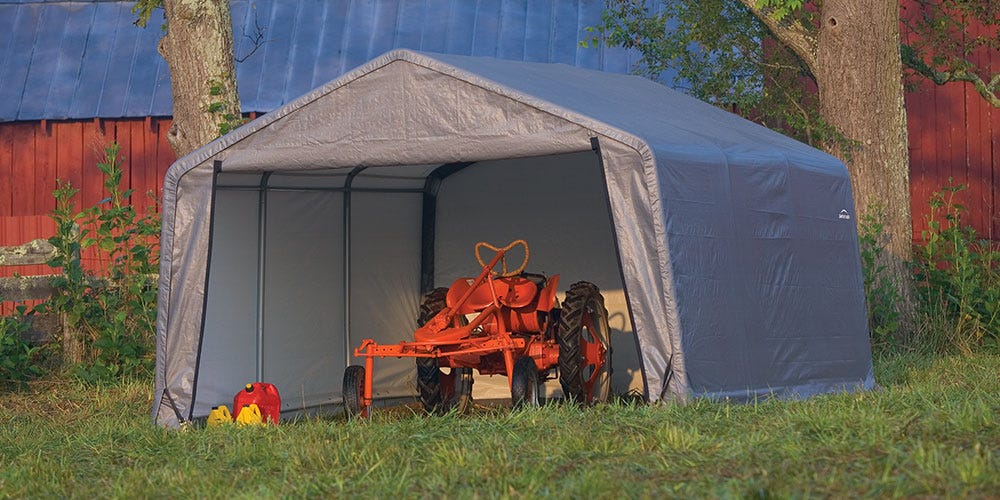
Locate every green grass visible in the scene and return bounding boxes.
[1,353,998,498]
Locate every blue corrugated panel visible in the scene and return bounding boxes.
[1,0,670,122]
[251,1,297,110]
[19,4,72,118]
[123,7,170,116]
[0,3,38,120]
[370,1,401,63]
[41,3,86,118]
[99,4,140,117]
[69,2,112,118]
[551,0,581,65]
[230,0,264,106]
[307,2,348,90]
[282,2,321,101]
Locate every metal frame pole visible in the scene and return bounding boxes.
[255,172,272,381]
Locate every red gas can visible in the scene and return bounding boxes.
[233,382,281,424]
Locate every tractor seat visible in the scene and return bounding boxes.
[446,275,540,314]
[520,272,548,289]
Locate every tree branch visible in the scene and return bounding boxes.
[901,45,1000,108]
[234,4,268,64]
[735,0,818,76]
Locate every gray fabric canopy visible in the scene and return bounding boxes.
[153,49,875,427]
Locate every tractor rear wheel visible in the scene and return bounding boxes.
[557,281,612,404]
[511,356,541,408]
[342,365,367,419]
[416,288,474,414]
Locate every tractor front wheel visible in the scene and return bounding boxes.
[416,288,474,414]
[417,360,473,414]
[343,365,368,419]
[511,356,541,408]
[557,281,612,404]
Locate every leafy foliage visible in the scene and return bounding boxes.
[0,305,42,389]
[754,0,805,22]
[860,187,999,355]
[44,182,90,339]
[587,0,999,153]
[912,183,1000,353]
[38,143,160,382]
[901,0,1000,107]
[207,77,247,136]
[582,0,850,151]
[584,0,763,106]
[858,205,902,352]
[131,0,164,29]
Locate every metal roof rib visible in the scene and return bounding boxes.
[103,2,139,118]
[281,1,308,104]
[367,0,395,63]
[305,1,329,91]
[123,6,155,117]
[311,2,347,91]
[421,0,449,53]
[44,4,86,120]
[67,3,98,118]
[474,0,499,58]
[18,5,52,118]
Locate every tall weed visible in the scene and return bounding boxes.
[858,204,901,352]
[912,184,999,353]
[36,143,160,381]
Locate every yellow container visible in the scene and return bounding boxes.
[235,403,264,426]
[206,405,233,427]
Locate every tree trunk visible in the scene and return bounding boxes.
[61,312,86,366]
[159,0,241,158]
[816,0,916,329]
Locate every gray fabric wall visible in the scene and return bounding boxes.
[656,148,873,399]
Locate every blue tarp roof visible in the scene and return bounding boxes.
[0,0,655,121]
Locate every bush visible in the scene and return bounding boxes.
[912,184,1000,353]
[0,305,43,389]
[37,143,160,382]
[858,204,901,352]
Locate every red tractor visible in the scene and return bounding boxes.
[342,240,611,417]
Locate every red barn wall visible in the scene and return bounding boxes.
[902,4,998,242]
[0,118,175,282]
[906,78,998,243]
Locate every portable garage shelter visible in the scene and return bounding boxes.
[153,49,875,427]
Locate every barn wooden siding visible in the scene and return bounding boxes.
[0,118,174,313]
[907,78,998,243]
[903,9,998,242]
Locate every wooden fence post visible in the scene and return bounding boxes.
[1,237,64,351]
[3,236,156,357]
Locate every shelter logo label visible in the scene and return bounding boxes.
[838,209,852,220]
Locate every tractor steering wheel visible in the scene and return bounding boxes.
[475,240,530,277]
